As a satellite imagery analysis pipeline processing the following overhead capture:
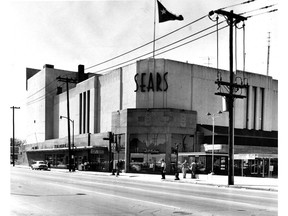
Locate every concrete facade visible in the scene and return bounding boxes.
[26,64,78,144]
[112,108,197,173]
[24,59,278,175]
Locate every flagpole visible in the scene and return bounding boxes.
[153,0,156,58]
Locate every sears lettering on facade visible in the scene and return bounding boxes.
[134,72,168,92]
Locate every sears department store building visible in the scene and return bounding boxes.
[23,58,278,177]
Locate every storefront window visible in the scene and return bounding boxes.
[197,156,206,173]
[45,154,53,168]
[250,159,259,174]
[90,154,107,171]
[129,133,167,173]
[56,154,65,167]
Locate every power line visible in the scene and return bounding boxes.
[246,8,278,19]
[27,82,65,105]
[87,3,273,74]
[85,15,207,70]
[153,8,274,58]
[27,88,55,105]
[27,86,60,105]
[218,0,256,10]
[90,6,275,75]
[91,21,227,74]
[240,4,276,15]
[155,24,229,58]
[27,79,57,99]
[86,2,271,72]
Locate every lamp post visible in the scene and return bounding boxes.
[60,115,74,171]
[207,111,222,174]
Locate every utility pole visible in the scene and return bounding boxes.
[103,132,114,172]
[116,135,120,176]
[210,10,248,185]
[267,32,271,76]
[10,106,20,167]
[57,77,77,172]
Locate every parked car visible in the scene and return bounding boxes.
[31,161,48,170]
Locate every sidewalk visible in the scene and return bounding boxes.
[13,165,278,192]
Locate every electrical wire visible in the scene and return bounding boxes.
[27,79,57,99]
[155,22,226,56]
[246,9,278,19]
[154,24,229,58]
[27,82,65,106]
[218,0,256,10]
[27,74,79,105]
[92,6,276,74]
[240,4,276,15]
[92,22,228,74]
[91,21,227,74]
[86,1,271,73]
[27,88,57,105]
[86,15,207,70]
[25,2,277,108]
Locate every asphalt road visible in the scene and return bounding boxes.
[10,167,278,216]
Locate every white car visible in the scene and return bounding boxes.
[31,161,48,170]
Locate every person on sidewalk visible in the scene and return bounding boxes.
[190,161,197,179]
[116,161,119,177]
[180,160,188,178]
[160,159,166,179]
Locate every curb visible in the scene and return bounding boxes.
[12,165,278,192]
[161,178,278,192]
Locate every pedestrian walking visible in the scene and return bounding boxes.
[116,161,121,177]
[160,159,166,179]
[180,160,188,178]
[190,161,197,179]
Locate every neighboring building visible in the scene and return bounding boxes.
[23,58,278,177]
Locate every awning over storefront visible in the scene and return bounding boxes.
[179,152,277,159]
[26,146,107,152]
[198,124,278,147]
[179,152,228,157]
[234,153,278,160]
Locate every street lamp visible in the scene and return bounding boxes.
[60,115,74,171]
[207,111,222,174]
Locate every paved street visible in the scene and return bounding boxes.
[10,167,277,216]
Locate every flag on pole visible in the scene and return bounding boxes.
[157,0,184,23]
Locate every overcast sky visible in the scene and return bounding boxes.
[0,0,280,142]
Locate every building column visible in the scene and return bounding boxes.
[165,133,172,173]
[247,85,253,130]
[255,87,261,130]
[124,133,130,173]
[194,131,204,152]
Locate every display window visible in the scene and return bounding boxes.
[129,133,167,173]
